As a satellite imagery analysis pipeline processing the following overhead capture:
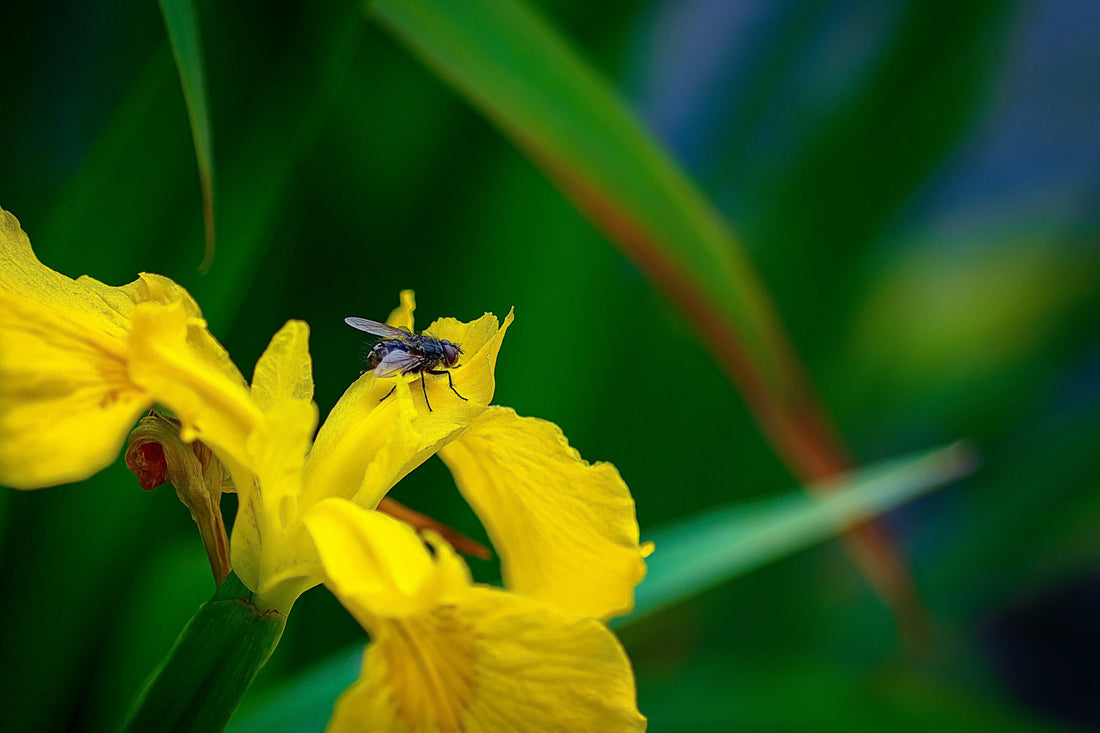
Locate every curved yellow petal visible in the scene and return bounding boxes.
[439,407,648,620]
[247,319,317,528]
[1,209,204,335]
[306,499,645,733]
[79,271,206,323]
[127,301,258,470]
[329,591,646,733]
[1,207,247,489]
[246,321,317,520]
[0,211,194,488]
[386,289,416,331]
[304,499,463,619]
[1,208,129,334]
[423,307,514,407]
[0,290,147,488]
[230,321,320,604]
[127,301,266,592]
[300,308,512,512]
[250,319,315,413]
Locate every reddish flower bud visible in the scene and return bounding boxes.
[126,440,168,491]
[124,413,232,583]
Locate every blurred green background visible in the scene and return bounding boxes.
[2,0,1099,730]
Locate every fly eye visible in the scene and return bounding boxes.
[442,342,460,366]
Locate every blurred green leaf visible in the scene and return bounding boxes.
[638,656,1065,732]
[158,0,216,270]
[623,442,975,625]
[228,648,361,733]
[845,235,1099,397]
[227,442,974,733]
[729,0,1017,312]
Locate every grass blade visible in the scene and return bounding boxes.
[158,0,216,271]
[624,442,976,625]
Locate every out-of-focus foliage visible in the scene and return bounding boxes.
[1,0,1098,731]
[157,0,216,269]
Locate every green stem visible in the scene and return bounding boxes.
[120,573,286,733]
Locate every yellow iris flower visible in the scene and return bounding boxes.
[0,206,649,730]
[307,500,646,732]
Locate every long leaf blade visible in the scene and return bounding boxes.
[624,442,976,625]
[158,0,216,271]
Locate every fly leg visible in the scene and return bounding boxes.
[426,369,467,402]
[420,371,433,412]
[379,384,396,403]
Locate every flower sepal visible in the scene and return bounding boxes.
[120,572,286,733]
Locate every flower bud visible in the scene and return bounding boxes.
[126,441,168,491]
[125,413,232,584]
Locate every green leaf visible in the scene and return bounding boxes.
[158,0,216,271]
[731,0,1016,328]
[228,648,363,733]
[226,443,975,733]
[622,442,975,625]
[845,234,1099,397]
[122,573,286,733]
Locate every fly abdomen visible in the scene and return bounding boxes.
[366,340,407,371]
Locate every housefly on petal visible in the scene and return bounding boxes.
[344,317,466,412]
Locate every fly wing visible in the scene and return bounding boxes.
[344,317,410,339]
[373,348,425,377]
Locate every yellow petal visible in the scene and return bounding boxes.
[306,500,645,733]
[386,289,416,331]
[329,591,646,733]
[0,290,147,488]
[232,321,320,607]
[1,208,204,336]
[439,407,648,620]
[0,209,141,487]
[250,319,315,413]
[1,208,129,335]
[246,321,317,523]
[79,271,206,322]
[300,309,512,512]
[305,499,464,619]
[1,207,246,489]
[127,301,259,470]
[422,307,514,407]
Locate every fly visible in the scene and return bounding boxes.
[344,316,467,412]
